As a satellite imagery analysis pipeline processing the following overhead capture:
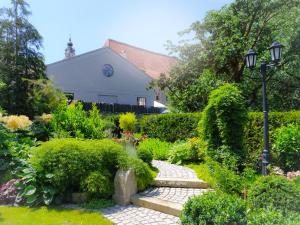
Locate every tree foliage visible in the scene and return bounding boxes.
[153,0,300,112]
[0,0,64,117]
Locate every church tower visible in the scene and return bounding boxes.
[65,38,75,59]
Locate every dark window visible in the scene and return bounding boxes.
[64,92,74,103]
[137,97,146,106]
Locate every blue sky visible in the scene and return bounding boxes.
[1,0,233,64]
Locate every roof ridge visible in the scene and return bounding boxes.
[106,39,177,60]
[47,47,107,66]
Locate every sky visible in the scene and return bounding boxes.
[0,0,233,64]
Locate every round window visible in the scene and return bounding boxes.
[102,64,114,77]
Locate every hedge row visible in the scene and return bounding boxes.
[140,111,300,159]
[245,111,300,164]
[140,113,202,142]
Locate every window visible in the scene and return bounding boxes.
[137,97,146,106]
[64,92,74,103]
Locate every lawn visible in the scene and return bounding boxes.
[186,163,216,187]
[0,206,112,225]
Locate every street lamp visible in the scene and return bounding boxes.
[245,41,283,176]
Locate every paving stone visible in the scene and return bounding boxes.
[101,204,180,225]
[136,187,208,205]
[101,160,210,224]
[152,160,198,179]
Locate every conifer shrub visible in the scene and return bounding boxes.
[200,84,248,168]
[119,112,137,133]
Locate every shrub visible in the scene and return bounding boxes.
[80,171,113,198]
[200,84,248,168]
[247,175,300,212]
[207,160,243,195]
[29,138,128,204]
[124,158,154,191]
[140,113,201,142]
[245,111,300,166]
[1,115,32,131]
[181,192,247,225]
[137,147,153,165]
[137,138,172,160]
[168,138,206,165]
[119,112,137,133]
[51,102,106,139]
[247,207,300,225]
[273,124,300,172]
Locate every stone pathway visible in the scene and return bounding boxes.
[101,204,180,225]
[101,160,208,225]
[152,160,198,180]
[136,187,208,205]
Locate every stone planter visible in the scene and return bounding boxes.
[113,169,137,205]
[71,192,88,204]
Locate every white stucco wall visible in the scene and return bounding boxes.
[46,47,155,107]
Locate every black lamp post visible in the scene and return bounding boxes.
[245,41,283,175]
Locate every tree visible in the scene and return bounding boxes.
[154,0,300,112]
[0,0,64,117]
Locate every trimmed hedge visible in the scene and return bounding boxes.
[140,113,202,142]
[141,111,299,165]
[245,111,300,165]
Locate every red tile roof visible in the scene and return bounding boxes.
[104,39,177,79]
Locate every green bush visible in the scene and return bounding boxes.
[207,160,243,195]
[0,123,35,184]
[119,112,137,133]
[273,124,300,172]
[247,175,300,213]
[137,138,172,160]
[247,207,300,225]
[137,147,153,165]
[124,157,154,191]
[181,191,247,225]
[200,84,248,168]
[29,138,128,203]
[80,171,113,198]
[51,102,106,139]
[168,138,206,165]
[140,113,201,142]
[245,111,300,166]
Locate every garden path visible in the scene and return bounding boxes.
[100,160,209,225]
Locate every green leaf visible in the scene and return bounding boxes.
[23,185,37,196]
[45,173,54,179]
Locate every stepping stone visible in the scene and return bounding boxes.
[154,177,209,188]
[131,187,210,216]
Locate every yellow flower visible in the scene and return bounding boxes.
[40,113,53,123]
[4,115,32,130]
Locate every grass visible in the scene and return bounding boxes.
[0,206,113,225]
[186,163,216,188]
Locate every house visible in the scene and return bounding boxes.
[46,39,176,107]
